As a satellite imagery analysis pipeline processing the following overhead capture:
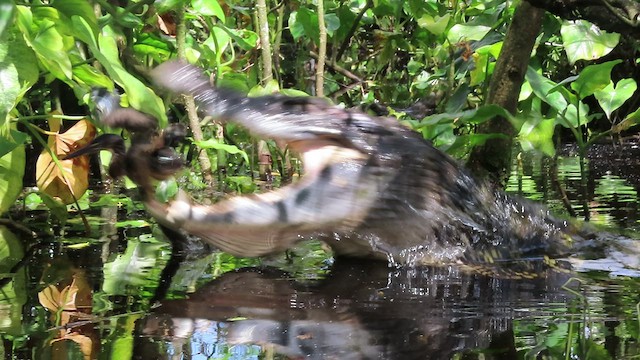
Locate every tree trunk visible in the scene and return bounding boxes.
[466,1,544,185]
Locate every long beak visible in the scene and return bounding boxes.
[63,134,126,160]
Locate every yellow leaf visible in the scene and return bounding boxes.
[38,285,62,312]
[37,278,80,312]
[36,113,96,204]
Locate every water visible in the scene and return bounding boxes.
[1,144,639,359]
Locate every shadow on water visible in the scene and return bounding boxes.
[1,143,640,359]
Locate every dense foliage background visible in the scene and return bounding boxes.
[1,0,639,218]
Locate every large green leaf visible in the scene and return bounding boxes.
[51,0,98,37]
[15,6,74,81]
[289,8,319,42]
[417,13,450,36]
[195,138,249,163]
[192,0,226,22]
[0,142,25,215]
[0,0,15,39]
[0,36,19,128]
[525,67,590,128]
[594,78,637,119]
[418,104,514,128]
[0,130,27,158]
[447,24,491,43]
[571,60,621,99]
[560,20,620,65]
[72,17,167,124]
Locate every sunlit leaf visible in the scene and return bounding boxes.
[51,0,98,37]
[417,13,450,36]
[571,60,621,99]
[36,115,96,205]
[447,24,491,43]
[561,20,619,64]
[594,78,637,119]
[0,1,15,38]
[0,137,25,215]
[0,32,20,128]
[248,80,280,96]
[196,138,249,163]
[29,17,73,80]
[192,0,226,22]
[215,24,258,51]
[72,18,167,124]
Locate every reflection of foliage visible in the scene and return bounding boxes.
[38,275,94,360]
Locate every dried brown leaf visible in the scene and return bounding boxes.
[38,278,80,312]
[51,333,94,360]
[36,114,96,205]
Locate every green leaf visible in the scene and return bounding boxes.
[203,27,231,63]
[280,88,310,97]
[215,23,257,51]
[0,39,19,128]
[0,0,15,39]
[447,24,491,43]
[0,130,27,158]
[72,18,167,124]
[571,60,621,99]
[289,8,319,43]
[155,0,188,13]
[518,116,556,156]
[418,104,514,128]
[248,80,280,96]
[0,144,25,215]
[417,13,450,36]
[70,56,114,89]
[195,139,249,163]
[192,0,226,22]
[594,78,636,119]
[612,107,640,133]
[325,13,340,36]
[51,0,98,37]
[561,20,620,65]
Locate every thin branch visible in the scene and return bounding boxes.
[176,6,214,185]
[316,0,327,97]
[309,51,363,83]
[256,0,273,83]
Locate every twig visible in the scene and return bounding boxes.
[316,0,327,97]
[176,6,214,185]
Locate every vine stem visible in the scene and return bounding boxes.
[315,0,327,97]
[176,6,214,185]
[256,0,273,83]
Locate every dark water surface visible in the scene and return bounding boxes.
[1,144,640,359]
